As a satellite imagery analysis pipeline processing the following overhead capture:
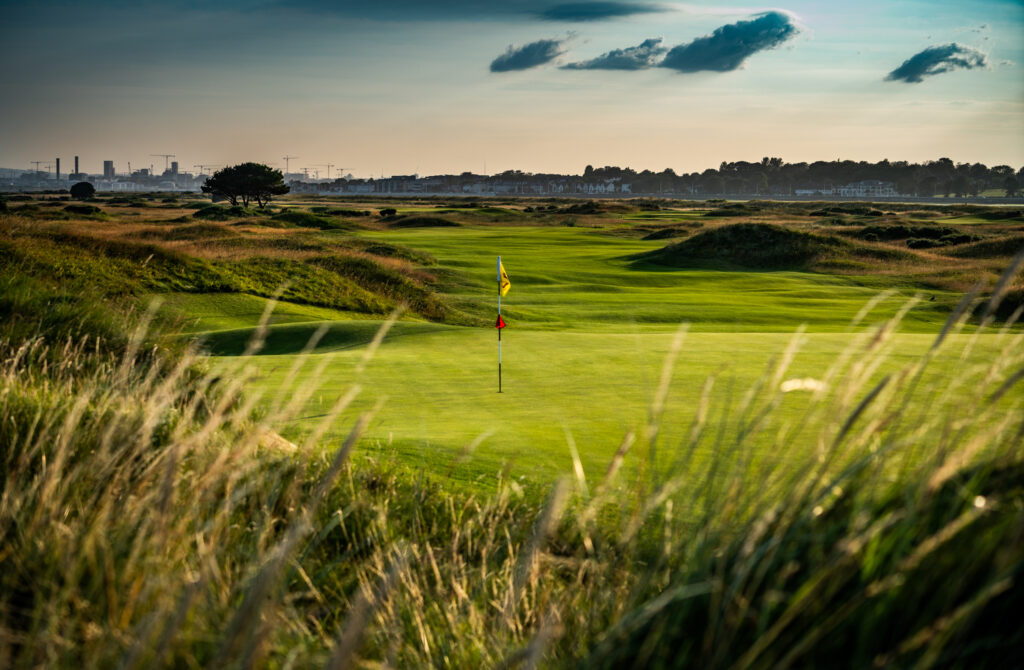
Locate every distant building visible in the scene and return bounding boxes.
[837,180,897,198]
[103,160,115,179]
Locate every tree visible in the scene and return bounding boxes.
[201,162,289,208]
[1005,175,1021,198]
[69,181,95,200]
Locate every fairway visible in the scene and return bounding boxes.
[198,224,1021,487]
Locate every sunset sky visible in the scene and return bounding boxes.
[1,0,1022,177]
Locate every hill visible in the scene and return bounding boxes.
[634,222,907,270]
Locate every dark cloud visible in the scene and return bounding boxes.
[267,0,663,22]
[885,43,988,83]
[562,37,666,70]
[659,11,799,73]
[490,38,566,72]
[540,2,663,21]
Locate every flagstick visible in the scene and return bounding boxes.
[497,256,502,393]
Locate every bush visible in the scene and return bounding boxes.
[192,205,255,221]
[907,237,942,249]
[69,182,95,200]
[379,208,397,217]
[62,204,103,216]
[938,233,980,246]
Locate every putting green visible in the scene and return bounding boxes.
[212,325,1017,488]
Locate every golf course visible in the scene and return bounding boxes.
[2,193,1023,667]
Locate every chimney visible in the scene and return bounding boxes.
[75,156,79,175]
[56,158,60,180]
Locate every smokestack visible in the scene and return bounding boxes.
[56,158,60,180]
[75,156,79,175]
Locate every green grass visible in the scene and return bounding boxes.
[157,292,386,333]
[185,224,1013,489]
[214,327,1016,489]
[369,226,960,331]
[935,215,1009,225]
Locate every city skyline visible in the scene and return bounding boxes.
[1,0,1022,178]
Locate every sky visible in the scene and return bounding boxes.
[1,0,1022,178]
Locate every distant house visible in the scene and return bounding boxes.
[837,180,897,197]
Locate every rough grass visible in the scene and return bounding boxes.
[272,209,358,230]
[0,214,462,324]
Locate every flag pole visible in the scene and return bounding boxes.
[497,255,502,393]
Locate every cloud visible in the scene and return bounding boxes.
[540,2,664,21]
[272,0,664,22]
[562,37,666,70]
[490,38,567,72]
[659,11,800,73]
[885,43,988,83]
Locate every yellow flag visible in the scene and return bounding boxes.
[499,261,511,296]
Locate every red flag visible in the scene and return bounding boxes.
[495,315,506,329]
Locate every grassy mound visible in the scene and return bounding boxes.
[0,226,454,322]
[62,204,103,216]
[641,227,690,241]
[945,235,1024,259]
[637,223,849,270]
[310,206,372,217]
[193,204,258,221]
[703,203,758,217]
[388,216,460,229]
[272,209,354,230]
[309,254,450,321]
[135,223,241,241]
[976,209,1024,221]
[810,204,884,217]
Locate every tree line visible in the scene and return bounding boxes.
[482,157,1024,197]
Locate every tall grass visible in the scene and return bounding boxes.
[1,260,1023,668]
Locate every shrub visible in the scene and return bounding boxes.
[193,204,255,221]
[69,181,95,200]
[907,237,942,249]
[938,233,979,246]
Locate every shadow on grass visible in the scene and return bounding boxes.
[199,319,460,356]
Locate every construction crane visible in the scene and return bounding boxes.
[319,163,346,180]
[194,164,219,176]
[30,161,44,174]
[301,167,311,179]
[283,155,298,174]
[151,154,176,172]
